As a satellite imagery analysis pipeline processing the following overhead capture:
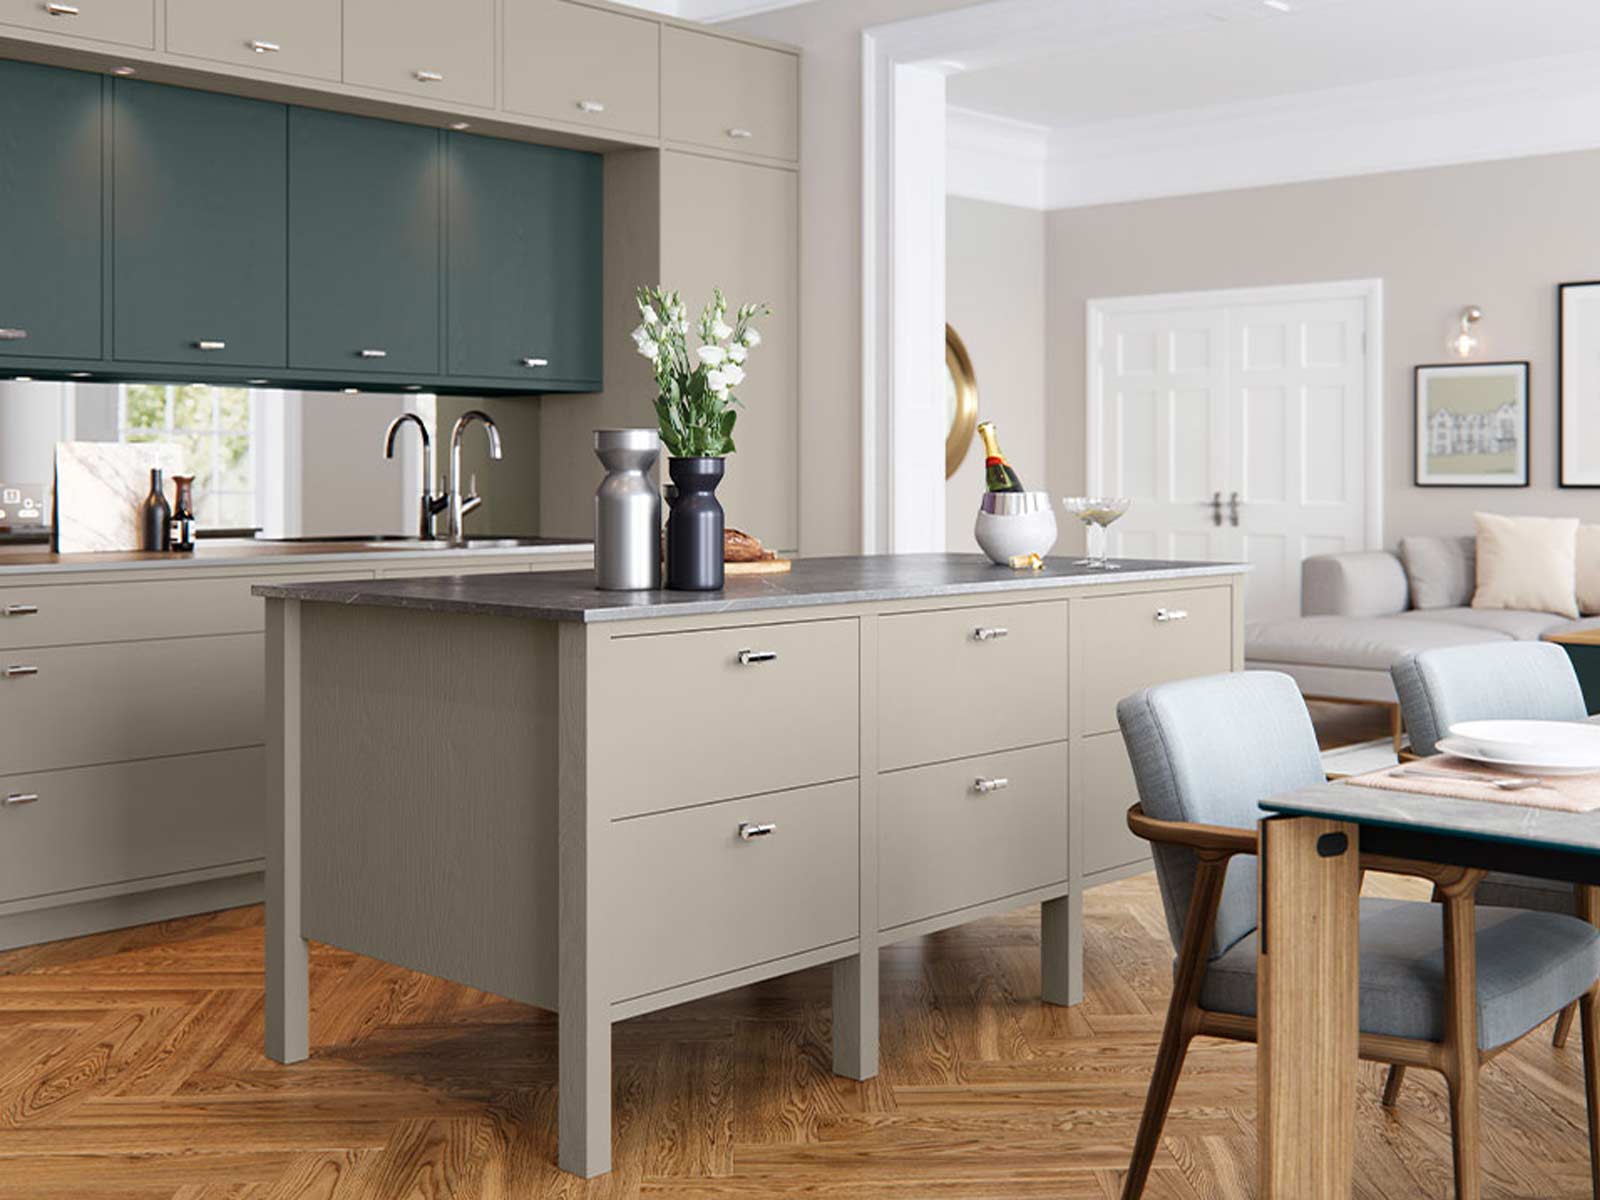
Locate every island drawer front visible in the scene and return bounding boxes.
[877,600,1068,772]
[1080,730,1150,877]
[0,634,263,774]
[596,618,859,819]
[0,748,263,904]
[878,742,1068,932]
[608,780,859,1002]
[1077,586,1234,736]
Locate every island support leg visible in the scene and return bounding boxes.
[265,599,309,1064]
[558,625,612,1178]
[1041,891,1083,1006]
[833,952,878,1079]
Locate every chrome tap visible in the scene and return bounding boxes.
[383,413,447,539]
[447,410,502,545]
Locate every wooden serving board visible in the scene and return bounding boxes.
[726,557,793,576]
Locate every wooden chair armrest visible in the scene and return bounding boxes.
[1127,804,1258,858]
[1360,853,1484,891]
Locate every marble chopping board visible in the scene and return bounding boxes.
[55,441,185,554]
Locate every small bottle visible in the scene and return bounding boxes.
[977,422,1024,493]
[140,467,171,552]
[169,474,196,552]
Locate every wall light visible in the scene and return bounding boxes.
[1450,306,1483,358]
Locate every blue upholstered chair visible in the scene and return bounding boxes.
[1115,670,1600,1200]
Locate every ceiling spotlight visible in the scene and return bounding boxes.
[246,378,269,385]
[449,121,471,130]
[343,387,360,394]
[111,65,136,76]
[68,371,91,378]
[1262,0,1292,10]
[12,376,33,382]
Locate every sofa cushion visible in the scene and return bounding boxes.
[1395,606,1569,641]
[1245,614,1512,671]
[1580,525,1600,615]
[1399,535,1476,609]
[1473,512,1579,619]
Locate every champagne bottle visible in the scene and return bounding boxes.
[977,422,1024,493]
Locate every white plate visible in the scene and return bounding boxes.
[1447,719,1600,765]
[1436,735,1600,777]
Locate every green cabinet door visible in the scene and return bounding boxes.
[289,107,441,376]
[112,79,287,368]
[446,133,601,387]
[0,61,103,360]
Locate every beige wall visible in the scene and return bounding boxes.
[1045,148,1600,546]
[945,196,1046,551]
[436,395,544,537]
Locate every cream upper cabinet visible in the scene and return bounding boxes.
[661,26,798,163]
[0,0,154,48]
[166,0,340,82]
[503,0,658,137]
[660,151,799,550]
[342,0,494,110]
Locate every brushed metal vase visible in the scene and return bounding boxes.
[594,429,661,590]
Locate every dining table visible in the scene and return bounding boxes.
[1256,777,1600,1199]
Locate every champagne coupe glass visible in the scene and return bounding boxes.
[1061,497,1132,569]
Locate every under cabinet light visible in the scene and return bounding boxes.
[450,121,471,130]
[111,65,136,75]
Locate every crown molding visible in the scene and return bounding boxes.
[1043,50,1600,208]
[946,105,1050,210]
[616,0,818,21]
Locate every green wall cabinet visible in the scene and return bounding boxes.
[288,108,442,377]
[0,61,104,361]
[112,79,288,369]
[446,133,602,388]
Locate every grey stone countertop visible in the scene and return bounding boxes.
[252,553,1249,624]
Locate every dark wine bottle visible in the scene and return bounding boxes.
[169,474,196,552]
[978,422,1024,493]
[140,468,171,552]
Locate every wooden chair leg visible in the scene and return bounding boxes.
[1556,1002,1578,1050]
[1381,1064,1406,1108]
[1120,1016,1195,1200]
[1581,990,1600,1200]
[1440,873,1485,1200]
[1389,703,1405,754]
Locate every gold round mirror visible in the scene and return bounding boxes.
[945,324,978,479]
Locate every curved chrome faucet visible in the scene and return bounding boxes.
[448,410,502,545]
[383,413,447,539]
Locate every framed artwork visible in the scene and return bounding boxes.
[1561,280,1600,486]
[1413,361,1529,487]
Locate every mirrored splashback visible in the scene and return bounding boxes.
[0,380,542,542]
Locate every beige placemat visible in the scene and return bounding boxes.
[1347,754,1600,813]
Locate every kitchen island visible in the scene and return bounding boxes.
[255,553,1247,1177]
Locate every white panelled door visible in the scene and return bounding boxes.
[1090,285,1374,621]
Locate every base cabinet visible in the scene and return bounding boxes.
[1079,731,1150,878]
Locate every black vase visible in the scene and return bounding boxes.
[665,456,725,591]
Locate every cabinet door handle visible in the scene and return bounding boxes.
[196,340,226,351]
[973,777,1010,794]
[973,626,1009,641]
[3,665,39,678]
[521,356,549,368]
[1228,491,1240,527]
[45,3,79,15]
[576,100,606,114]
[738,821,777,840]
[249,39,281,53]
[359,348,388,359]
[0,328,28,340]
[4,793,39,807]
[737,649,778,665]
[3,604,38,617]
[1155,608,1189,623]
[414,69,444,83]
[727,127,754,139]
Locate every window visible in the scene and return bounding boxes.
[119,384,258,529]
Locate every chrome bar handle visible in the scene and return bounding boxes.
[196,340,226,351]
[2,604,38,617]
[522,356,549,368]
[3,665,39,678]
[359,348,388,359]
[973,626,1009,641]
[45,3,79,15]
[1210,491,1223,527]
[577,100,607,113]
[737,649,778,666]
[738,822,777,841]
[0,328,28,341]
[974,777,1010,794]
[727,127,754,139]
[414,69,444,83]
[1155,608,1190,623]
[249,39,281,53]
[4,793,39,807]
[1228,491,1240,527]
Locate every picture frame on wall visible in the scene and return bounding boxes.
[1561,280,1600,486]
[1414,361,1529,488]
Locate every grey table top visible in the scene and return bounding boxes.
[252,553,1248,624]
[1264,781,1600,859]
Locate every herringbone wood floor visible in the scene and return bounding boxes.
[0,867,1596,1200]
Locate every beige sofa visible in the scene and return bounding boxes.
[1246,535,1600,706]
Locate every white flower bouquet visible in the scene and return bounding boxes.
[633,285,769,459]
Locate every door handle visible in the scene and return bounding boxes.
[1229,491,1240,527]
[973,777,1010,794]
[414,70,444,83]
[4,792,38,806]
[973,626,1009,641]
[1210,492,1223,527]
[737,649,777,665]
[3,665,39,678]
[2,604,38,617]
[738,822,777,840]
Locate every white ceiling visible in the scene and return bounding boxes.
[946,0,1600,128]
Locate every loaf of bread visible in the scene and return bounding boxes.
[725,528,774,563]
